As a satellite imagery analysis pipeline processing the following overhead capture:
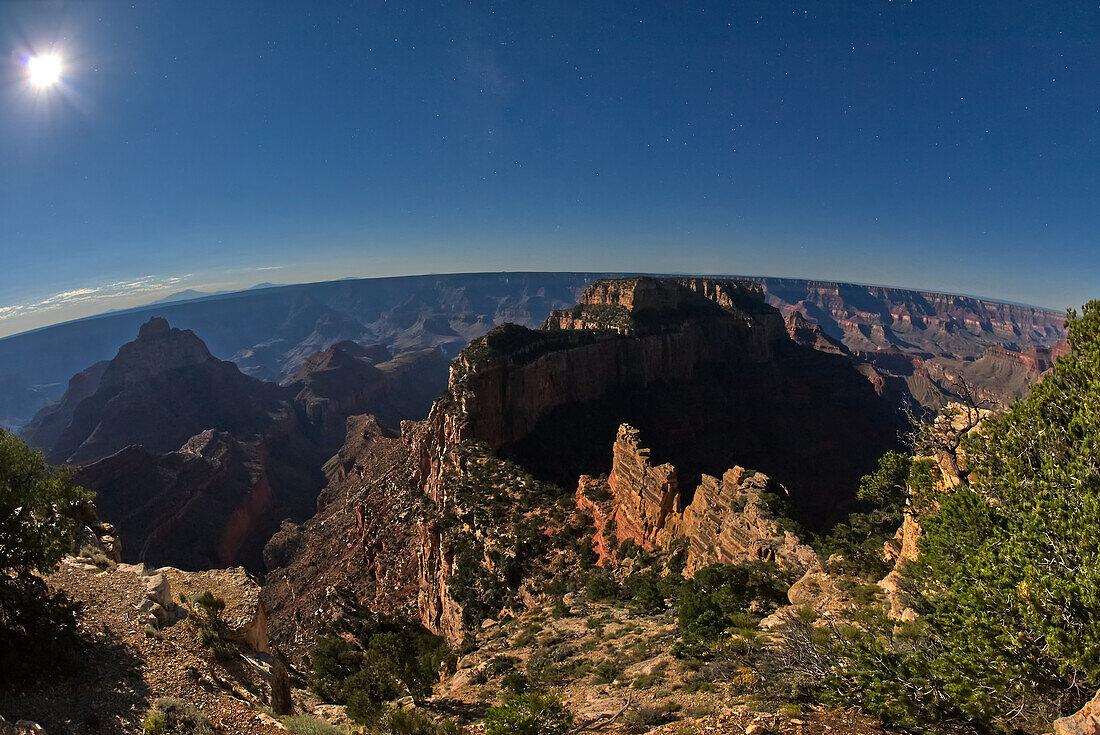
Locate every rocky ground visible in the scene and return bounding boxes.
[0,557,285,735]
[641,709,881,735]
[418,596,882,735]
[0,553,883,734]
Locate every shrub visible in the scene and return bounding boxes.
[512,621,543,648]
[192,591,225,616]
[309,593,454,725]
[676,562,789,646]
[622,569,667,614]
[141,697,214,734]
[616,538,640,560]
[501,670,531,695]
[282,714,345,735]
[484,692,573,735]
[821,303,1100,733]
[591,657,624,684]
[525,646,574,686]
[816,452,936,578]
[378,707,464,735]
[0,430,92,685]
[187,591,236,662]
[622,703,679,733]
[583,568,620,601]
[487,654,519,676]
[550,597,570,619]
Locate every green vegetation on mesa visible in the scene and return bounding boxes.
[438,441,595,627]
[0,429,92,685]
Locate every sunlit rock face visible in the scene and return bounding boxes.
[576,424,818,575]
[391,277,902,641]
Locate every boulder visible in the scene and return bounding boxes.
[242,652,293,715]
[788,564,848,609]
[143,573,172,609]
[1055,689,1100,735]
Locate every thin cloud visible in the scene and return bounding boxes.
[0,275,189,325]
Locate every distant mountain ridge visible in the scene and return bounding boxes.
[0,272,1065,430]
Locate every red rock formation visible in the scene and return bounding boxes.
[270,277,920,644]
[26,318,452,573]
[75,426,324,572]
[579,424,818,576]
[385,277,901,641]
[288,341,447,447]
[261,415,428,654]
[605,425,680,547]
[784,310,848,356]
[757,277,1065,359]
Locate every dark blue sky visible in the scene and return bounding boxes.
[1,1,1097,336]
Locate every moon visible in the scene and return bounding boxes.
[27,54,62,88]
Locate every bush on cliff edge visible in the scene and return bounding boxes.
[0,429,92,685]
[827,301,1100,733]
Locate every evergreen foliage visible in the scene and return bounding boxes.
[0,429,92,685]
[141,697,214,735]
[828,302,1100,733]
[676,562,789,646]
[308,593,454,724]
[483,692,573,735]
[818,451,936,578]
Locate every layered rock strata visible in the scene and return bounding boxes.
[438,277,902,523]
[577,424,818,576]
[388,277,902,641]
[26,318,451,572]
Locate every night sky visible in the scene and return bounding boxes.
[1,1,1097,337]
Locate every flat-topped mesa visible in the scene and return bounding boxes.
[543,276,776,334]
[421,276,900,524]
[435,276,792,459]
[577,423,817,575]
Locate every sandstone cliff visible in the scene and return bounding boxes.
[577,424,818,576]
[757,277,1064,359]
[0,272,1060,433]
[370,277,902,641]
[289,341,447,447]
[75,427,325,572]
[761,279,1067,409]
[440,276,902,524]
[261,415,423,654]
[25,318,455,572]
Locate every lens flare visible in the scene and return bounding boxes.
[27,54,62,88]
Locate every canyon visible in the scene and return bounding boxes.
[0,272,1065,431]
[4,274,1082,734]
[268,277,909,645]
[21,318,448,571]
